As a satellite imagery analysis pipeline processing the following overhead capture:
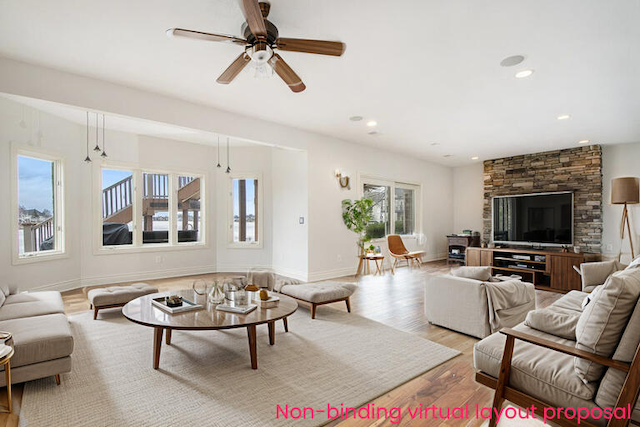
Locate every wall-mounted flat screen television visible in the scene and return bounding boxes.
[492,192,573,246]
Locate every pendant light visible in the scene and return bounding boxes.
[225,137,231,174]
[216,136,221,168]
[93,113,101,152]
[100,114,108,158]
[84,112,92,163]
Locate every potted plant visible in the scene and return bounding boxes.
[341,198,373,256]
[367,245,376,255]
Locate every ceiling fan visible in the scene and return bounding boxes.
[166,0,346,93]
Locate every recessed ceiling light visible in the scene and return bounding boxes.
[431,142,440,146]
[443,154,452,158]
[557,114,571,120]
[366,120,377,127]
[578,139,590,144]
[349,116,363,122]
[515,69,534,79]
[500,55,525,67]
[368,131,379,135]
[471,156,479,160]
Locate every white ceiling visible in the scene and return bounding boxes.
[1,0,639,166]
[0,93,261,147]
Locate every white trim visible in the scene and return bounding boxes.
[272,266,308,283]
[31,265,219,292]
[94,162,207,254]
[227,172,264,249]
[306,267,357,283]
[11,144,66,265]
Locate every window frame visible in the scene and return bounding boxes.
[228,172,263,249]
[93,161,207,254]
[11,144,67,265]
[358,173,421,242]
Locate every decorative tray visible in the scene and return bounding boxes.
[151,297,203,314]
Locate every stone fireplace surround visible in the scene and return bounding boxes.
[482,145,603,254]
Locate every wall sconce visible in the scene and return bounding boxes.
[335,169,350,189]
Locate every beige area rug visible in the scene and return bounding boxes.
[20,307,459,427]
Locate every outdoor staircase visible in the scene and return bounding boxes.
[102,174,200,227]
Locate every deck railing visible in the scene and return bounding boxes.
[22,217,54,252]
[102,174,195,219]
[103,175,133,219]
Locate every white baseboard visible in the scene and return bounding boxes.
[32,265,218,292]
[306,267,356,283]
[30,254,449,293]
[306,253,447,283]
[272,265,308,282]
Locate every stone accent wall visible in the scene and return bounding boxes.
[483,145,603,253]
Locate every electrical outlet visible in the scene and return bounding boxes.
[336,254,342,262]
[299,216,305,224]
[155,256,162,264]
[606,244,613,252]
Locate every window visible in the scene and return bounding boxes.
[394,184,416,235]
[102,169,133,246]
[142,172,170,245]
[176,176,202,243]
[361,177,419,239]
[230,175,260,246]
[98,166,205,251]
[363,183,390,239]
[14,150,65,262]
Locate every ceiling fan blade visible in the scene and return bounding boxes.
[217,53,251,84]
[167,28,247,46]
[268,54,306,93]
[276,38,346,56]
[240,0,267,39]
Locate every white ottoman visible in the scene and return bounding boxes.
[279,281,357,319]
[87,283,158,319]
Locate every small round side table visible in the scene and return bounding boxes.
[0,346,14,414]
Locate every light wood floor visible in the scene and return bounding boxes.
[0,261,561,427]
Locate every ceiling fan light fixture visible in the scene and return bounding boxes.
[253,62,273,78]
[249,42,273,65]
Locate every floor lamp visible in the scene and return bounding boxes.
[612,177,640,260]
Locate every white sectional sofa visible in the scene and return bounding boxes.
[0,286,73,386]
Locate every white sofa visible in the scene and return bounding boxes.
[424,267,536,339]
[0,286,73,386]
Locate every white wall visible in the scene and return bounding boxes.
[305,138,453,280]
[271,149,308,281]
[215,146,273,272]
[452,163,484,234]
[602,142,640,262]
[79,134,220,288]
[0,58,457,287]
[0,95,278,290]
[0,97,83,291]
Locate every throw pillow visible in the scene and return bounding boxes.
[0,292,5,307]
[451,266,491,282]
[580,260,623,292]
[581,285,604,309]
[626,255,640,270]
[0,284,9,298]
[574,268,640,383]
[524,308,580,340]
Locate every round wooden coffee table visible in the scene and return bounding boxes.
[123,290,298,370]
[0,345,14,413]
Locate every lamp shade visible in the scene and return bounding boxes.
[611,177,640,205]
